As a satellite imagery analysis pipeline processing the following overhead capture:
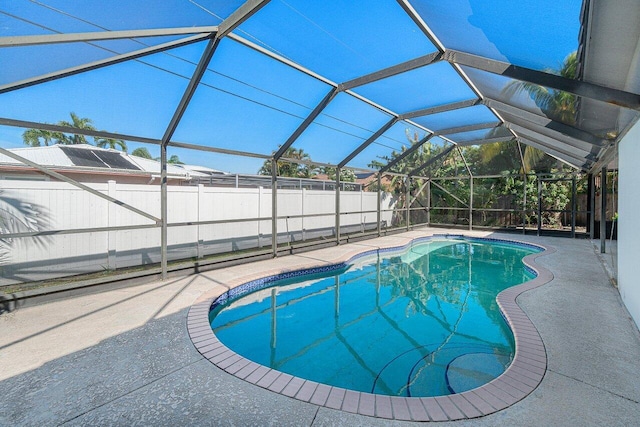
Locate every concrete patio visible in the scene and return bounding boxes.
[1,229,639,426]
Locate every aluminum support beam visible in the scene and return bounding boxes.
[0,147,160,223]
[379,133,434,173]
[507,123,595,161]
[0,34,212,95]
[169,141,270,159]
[161,37,219,145]
[571,175,577,238]
[160,144,168,278]
[395,0,446,52]
[217,0,271,38]
[405,176,411,230]
[430,179,469,208]
[517,137,588,170]
[427,179,431,225]
[510,124,594,163]
[537,177,542,236]
[517,141,527,233]
[159,37,220,278]
[409,180,429,207]
[226,34,432,136]
[0,26,218,47]
[455,136,515,147]
[502,114,606,153]
[457,146,472,176]
[377,174,382,236]
[335,168,341,244]
[274,88,339,160]
[400,99,479,120]
[589,173,595,239]
[600,167,607,253]
[338,118,398,168]
[435,121,501,136]
[469,176,473,231]
[444,49,640,111]
[227,34,337,87]
[0,117,159,145]
[408,145,456,177]
[483,98,608,147]
[272,160,278,256]
[340,52,442,91]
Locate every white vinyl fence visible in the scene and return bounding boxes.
[0,180,396,285]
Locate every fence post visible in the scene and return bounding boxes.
[258,186,263,248]
[360,188,365,234]
[107,180,117,269]
[301,187,306,241]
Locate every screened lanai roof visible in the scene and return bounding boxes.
[1,0,639,176]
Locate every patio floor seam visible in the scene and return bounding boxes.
[546,368,639,404]
[56,358,205,426]
[309,406,320,426]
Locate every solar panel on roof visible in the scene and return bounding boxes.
[59,146,140,170]
[59,146,106,168]
[93,150,140,170]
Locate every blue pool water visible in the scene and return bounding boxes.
[209,237,539,397]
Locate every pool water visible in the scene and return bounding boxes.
[209,237,539,397]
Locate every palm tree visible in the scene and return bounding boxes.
[476,139,545,174]
[96,137,127,152]
[22,128,57,147]
[503,52,578,126]
[0,192,47,265]
[131,147,153,159]
[55,112,97,145]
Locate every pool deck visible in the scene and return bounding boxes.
[1,228,639,426]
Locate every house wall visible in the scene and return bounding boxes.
[618,118,640,329]
[0,180,395,286]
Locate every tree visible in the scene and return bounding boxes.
[22,113,127,152]
[321,167,357,182]
[258,147,317,178]
[131,147,153,159]
[55,112,97,145]
[22,128,57,147]
[96,137,127,152]
[168,155,184,165]
[0,191,47,265]
[153,154,184,164]
[503,52,578,125]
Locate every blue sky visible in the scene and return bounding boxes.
[0,0,582,174]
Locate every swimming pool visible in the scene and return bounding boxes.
[208,236,541,398]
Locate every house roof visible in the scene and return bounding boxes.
[0,144,210,179]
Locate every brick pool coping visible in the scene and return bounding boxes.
[187,234,555,421]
